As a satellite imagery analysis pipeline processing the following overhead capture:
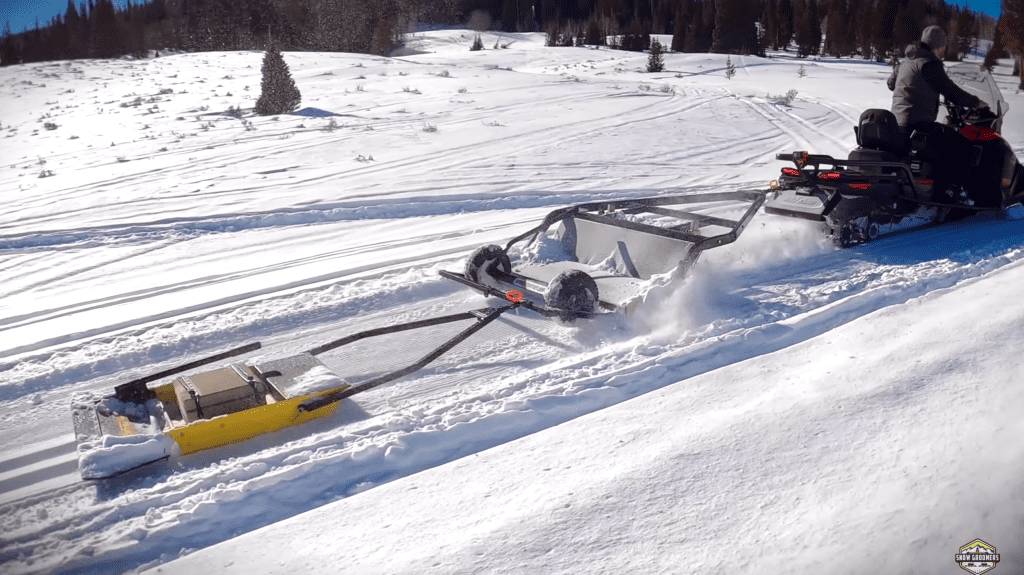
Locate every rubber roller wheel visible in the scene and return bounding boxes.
[465,245,512,289]
[544,269,599,321]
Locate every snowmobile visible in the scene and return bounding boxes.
[765,62,1024,246]
[72,192,766,480]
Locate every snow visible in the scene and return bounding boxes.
[0,30,1022,575]
[78,430,176,481]
[286,365,349,396]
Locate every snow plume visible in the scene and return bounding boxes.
[630,212,833,343]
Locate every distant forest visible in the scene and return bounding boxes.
[1,0,1021,72]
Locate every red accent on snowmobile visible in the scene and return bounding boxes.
[960,125,1001,142]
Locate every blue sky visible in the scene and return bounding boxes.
[0,0,1007,36]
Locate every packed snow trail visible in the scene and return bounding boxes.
[4,210,1024,575]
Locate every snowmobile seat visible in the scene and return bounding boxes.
[848,147,901,175]
[854,109,907,156]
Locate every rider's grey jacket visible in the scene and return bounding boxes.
[887,42,981,128]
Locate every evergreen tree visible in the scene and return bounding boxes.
[697,0,715,52]
[1,21,21,66]
[872,0,899,61]
[671,0,692,52]
[712,0,757,54]
[90,0,122,58]
[255,43,302,115]
[952,6,977,61]
[63,0,85,59]
[795,0,820,57]
[824,0,848,57]
[998,0,1023,87]
[982,20,1007,71]
[647,37,665,71]
[761,0,779,50]
[892,0,926,56]
[776,0,794,51]
[856,0,873,59]
[725,54,735,78]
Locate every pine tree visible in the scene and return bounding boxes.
[64,0,85,59]
[892,0,926,57]
[856,0,873,59]
[953,7,977,61]
[648,37,665,71]
[725,54,735,78]
[777,0,794,51]
[998,0,1024,88]
[255,43,301,115]
[671,0,691,52]
[1,21,21,66]
[795,0,820,57]
[90,0,122,58]
[872,0,899,61]
[761,0,779,51]
[825,0,847,57]
[982,21,1007,71]
[712,0,757,54]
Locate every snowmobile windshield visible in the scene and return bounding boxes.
[944,62,1008,117]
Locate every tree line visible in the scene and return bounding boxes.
[2,0,1022,81]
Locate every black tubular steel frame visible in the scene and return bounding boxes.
[297,304,517,412]
[108,193,768,415]
[501,192,767,257]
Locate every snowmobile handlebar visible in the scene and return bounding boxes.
[944,99,1000,132]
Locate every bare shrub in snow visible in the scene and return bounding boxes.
[44,122,59,130]
[770,89,799,106]
[403,86,421,94]
[471,35,484,51]
[423,123,438,132]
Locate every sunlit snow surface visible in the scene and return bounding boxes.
[0,31,1022,575]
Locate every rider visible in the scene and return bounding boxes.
[887,25,985,204]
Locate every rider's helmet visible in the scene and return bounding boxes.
[921,26,947,57]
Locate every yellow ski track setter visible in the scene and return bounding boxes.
[72,304,515,480]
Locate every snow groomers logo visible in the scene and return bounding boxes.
[955,539,1001,574]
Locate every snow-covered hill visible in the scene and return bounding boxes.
[1,30,1021,574]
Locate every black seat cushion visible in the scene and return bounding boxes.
[848,147,900,175]
[855,109,907,156]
